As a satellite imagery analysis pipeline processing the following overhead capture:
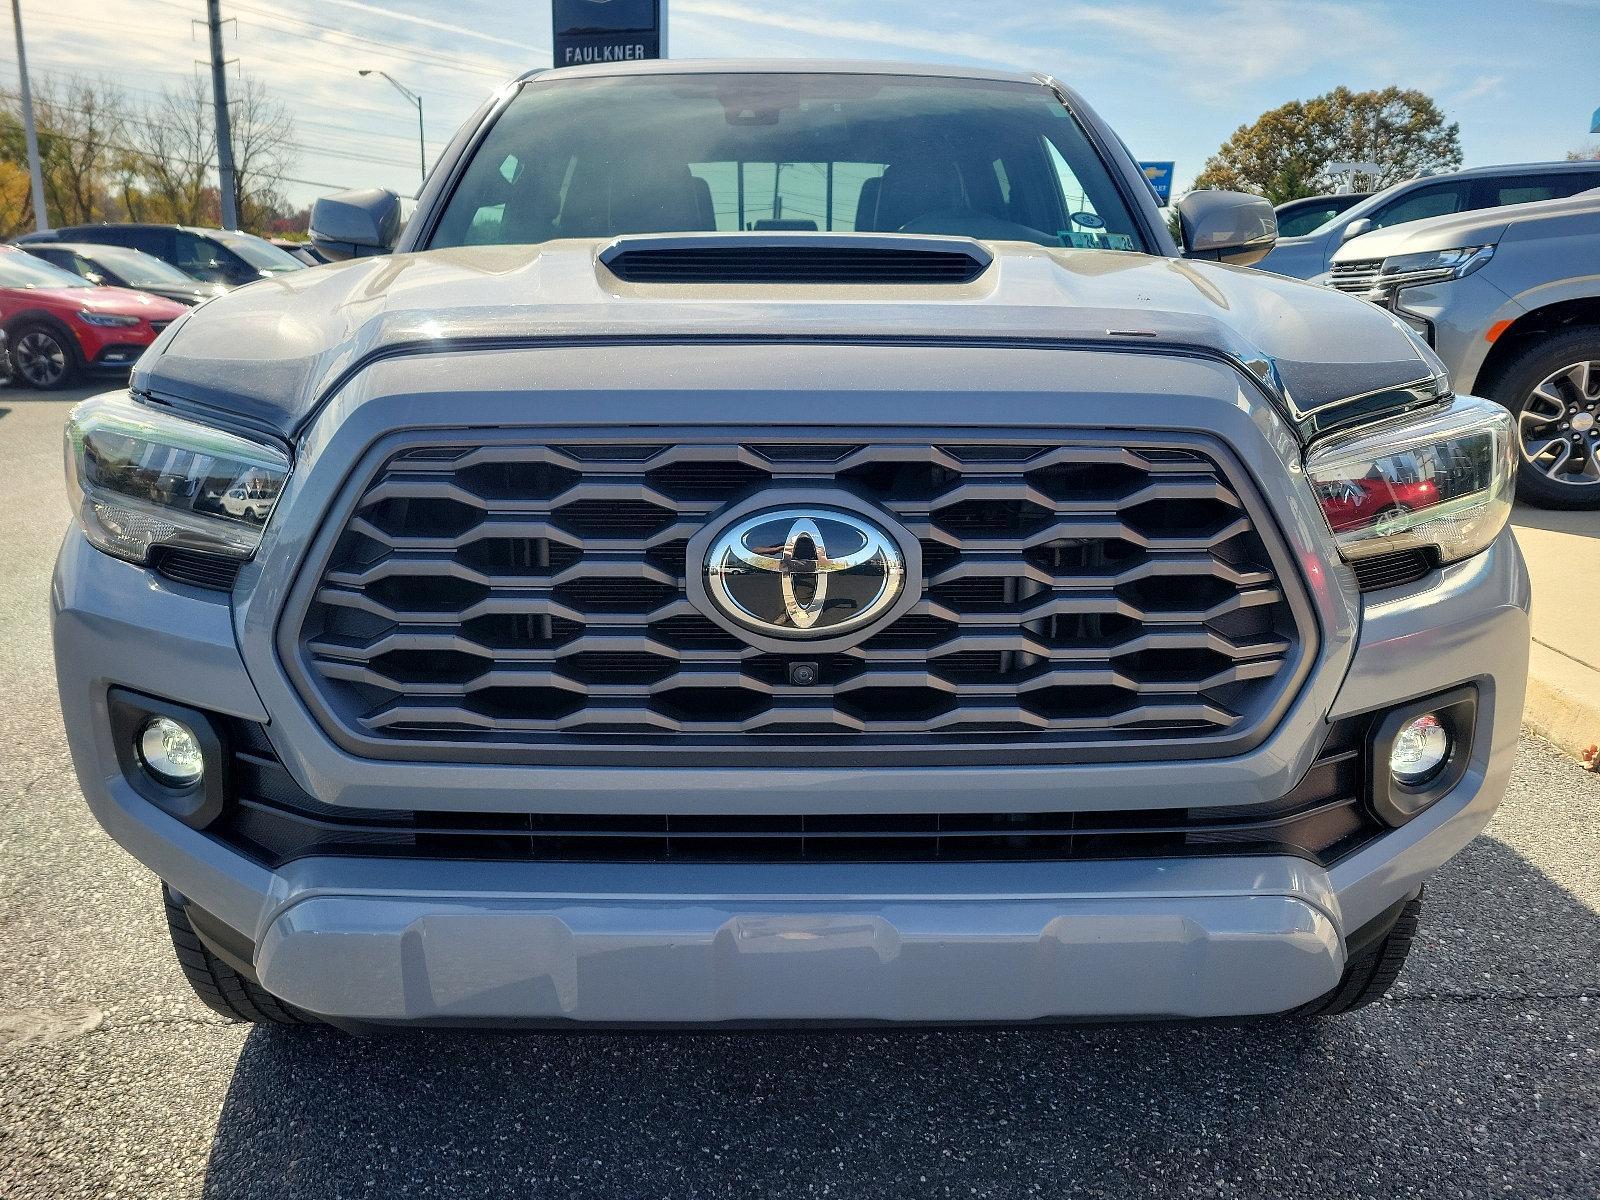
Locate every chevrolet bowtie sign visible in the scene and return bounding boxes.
[553,0,665,67]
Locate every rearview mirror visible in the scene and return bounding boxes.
[1176,191,1278,266]
[1340,218,1373,245]
[311,187,403,261]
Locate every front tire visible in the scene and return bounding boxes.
[1486,327,1600,509]
[1298,893,1421,1016]
[9,322,80,391]
[163,887,318,1026]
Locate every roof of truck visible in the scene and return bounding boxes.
[516,59,1049,86]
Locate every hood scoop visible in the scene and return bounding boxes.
[598,233,992,285]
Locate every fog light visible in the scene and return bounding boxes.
[137,716,204,788]
[1389,713,1449,785]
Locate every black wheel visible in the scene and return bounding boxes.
[1298,893,1421,1017]
[163,886,319,1026]
[9,322,79,390]
[1485,326,1600,509]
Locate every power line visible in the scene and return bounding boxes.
[0,53,462,138]
[0,80,425,172]
[13,121,354,193]
[227,2,517,79]
[133,0,509,97]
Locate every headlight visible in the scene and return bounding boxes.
[1306,395,1515,566]
[64,393,290,564]
[77,311,142,328]
[1378,245,1494,287]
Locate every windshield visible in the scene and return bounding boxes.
[431,73,1145,253]
[218,235,306,272]
[0,251,90,289]
[81,246,198,288]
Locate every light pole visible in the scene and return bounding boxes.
[359,69,425,191]
[10,0,48,232]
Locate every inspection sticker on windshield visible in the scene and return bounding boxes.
[1061,231,1137,251]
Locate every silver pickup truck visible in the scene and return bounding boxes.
[53,61,1527,1031]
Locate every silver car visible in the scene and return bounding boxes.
[1254,160,1600,281]
[53,61,1528,1031]
[1329,190,1600,508]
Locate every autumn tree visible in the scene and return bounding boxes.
[113,73,299,228]
[0,79,130,228]
[125,78,217,224]
[1193,86,1462,203]
[34,79,128,225]
[0,159,32,238]
[229,76,297,230]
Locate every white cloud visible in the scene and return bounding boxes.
[674,0,1048,71]
[1452,74,1506,103]
[319,0,546,55]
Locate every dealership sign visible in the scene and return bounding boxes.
[1138,161,1175,205]
[553,0,664,66]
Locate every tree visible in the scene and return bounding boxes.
[33,79,128,225]
[229,76,298,231]
[126,78,216,225]
[1567,144,1600,161]
[121,73,298,229]
[0,159,33,238]
[1193,86,1463,203]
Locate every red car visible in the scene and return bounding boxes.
[0,245,187,390]
[1316,472,1440,532]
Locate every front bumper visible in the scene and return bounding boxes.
[52,519,1529,1025]
[253,856,1342,1024]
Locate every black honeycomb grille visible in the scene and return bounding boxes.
[290,436,1307,761]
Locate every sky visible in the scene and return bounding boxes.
[2,0,1597,210]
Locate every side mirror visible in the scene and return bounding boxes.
[310,187,403,261]
[1176,190,1278,266]
[1339,217,1373,245]
[82,272,106,286]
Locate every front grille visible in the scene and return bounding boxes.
[1328,258,1383,294]
[215,718,1376,867]
[149,319,172,333]
[288,434,1309,764]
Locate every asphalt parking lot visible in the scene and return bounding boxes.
[2,383,1598,1199]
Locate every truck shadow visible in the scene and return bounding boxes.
[200,832,1600,1200]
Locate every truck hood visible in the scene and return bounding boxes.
[135,239,1441,441]
[1334,192,1600,263]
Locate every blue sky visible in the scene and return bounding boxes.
[5,0,1598,208]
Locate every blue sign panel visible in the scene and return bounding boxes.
[1591,105,1600,135]
[1138,161,1176,205]
[554,0,663,67]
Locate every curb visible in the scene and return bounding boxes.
[1521,641,1600,769]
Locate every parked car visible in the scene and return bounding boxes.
[1273,192,1370,238]
[17,224,306,288]
[1329,190,1600,508]
[0,246,186,389]
[18,241,226,306]
[55,61,1527,1032]
[1315,473,1441,532]
[1254,161,1600,279]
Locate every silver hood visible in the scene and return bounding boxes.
[134,238,1443,442]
